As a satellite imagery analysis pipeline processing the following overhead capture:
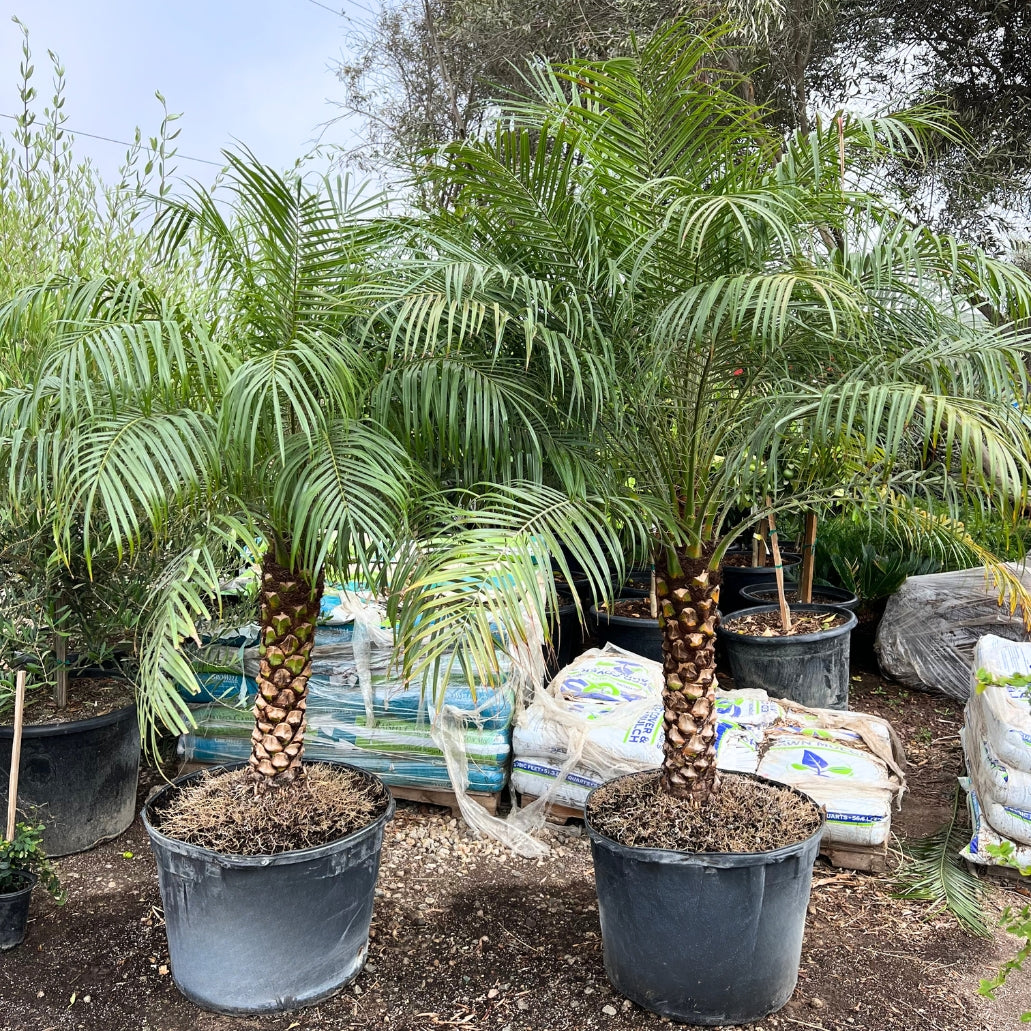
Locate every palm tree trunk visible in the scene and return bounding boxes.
[655,548,721,804]
[248,558,323,791]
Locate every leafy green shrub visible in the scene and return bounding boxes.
[0,822,64,901]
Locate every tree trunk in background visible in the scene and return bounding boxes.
[655,547,722,804]
[248,558,324,792]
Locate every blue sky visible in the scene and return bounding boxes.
[0,1,374,186]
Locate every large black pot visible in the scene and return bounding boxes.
[717,604,858,709]
[590,599,662,662]
[720,550,801,615]
[0,874,35,950]
[545,596,586,678]
[0,701,140,856]
[586,772,825,1025]
[740,583,860,612]
[143,762,395,1014]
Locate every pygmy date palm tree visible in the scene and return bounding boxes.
[414,23,1031,806]
[0,152,639,794]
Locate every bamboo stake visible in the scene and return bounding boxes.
[798,513,818,605]
[54,632,68,710]
[6,671,27,841]
[766,499,792,633]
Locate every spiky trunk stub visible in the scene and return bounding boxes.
[248,559,323,793]
[655,548,721,805]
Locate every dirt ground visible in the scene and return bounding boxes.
[2,669,1030,1031]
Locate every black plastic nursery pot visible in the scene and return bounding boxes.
[590,599,662,662]
[546,596,585,677]
[0,874,35,950]
[142,762,395,1015]
[739,583,860,612]
[0,702,140,857]
[719,551,801,615]
[717,604,858,710]
[586,772,825,1026]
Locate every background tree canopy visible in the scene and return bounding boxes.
[335,0,1030,247]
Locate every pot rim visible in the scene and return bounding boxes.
[589,600,660,627]
[739,584,859,603]
[0,871,37,898]
[142,759,396,868]
[722,549,802,570]
[585,770,826,867]
[0,701,137,739]
[717,603,858,643]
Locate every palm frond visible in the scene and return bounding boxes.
[893,784,991,937]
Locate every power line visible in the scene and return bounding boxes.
[0,113,225,168]
[305,0,385,21]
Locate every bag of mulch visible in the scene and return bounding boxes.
[962,705,1031,811]
[308,668,517,731]
[966,636,1031,774]
[510,759,601,809]
[178,733,508,793]
[310,716,511,767]
[756,736,898,847]
[714,690,784,727]
[960,777,1031,868]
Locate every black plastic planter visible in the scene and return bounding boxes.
[720,551,801,615]
[143,762,395,1015]
[545,596,585,678]
[0,875,35,950]
[740,583,860,612]
[590,600,662,662]
[586,772,825,1025]
[0,702,140,856]
[717,604,858,709]
[619,568,654,598]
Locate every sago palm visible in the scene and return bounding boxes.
[411,22,1031,805]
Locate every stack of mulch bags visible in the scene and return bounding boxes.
[179,586,521,797]
[960,634,1031,869]
[511,645,906,852]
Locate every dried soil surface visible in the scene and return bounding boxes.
[9,675,134,726]
[2,668,1031,1031]
[721,610,850,637]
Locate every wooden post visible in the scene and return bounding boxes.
[6,671,27,841]
[54,632,68,710]
[798,513,818,605]
[766,499,792,633]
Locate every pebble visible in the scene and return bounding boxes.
[602,1004,617,1016]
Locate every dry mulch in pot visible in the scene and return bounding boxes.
[586,769,823,853]
[723,609,850,637]
[148,763,391,855]
[5,675,135,726]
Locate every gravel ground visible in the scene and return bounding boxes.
[2,671,1030,1031]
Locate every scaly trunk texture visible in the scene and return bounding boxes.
[248,558,323,791]
[655,547,722,804]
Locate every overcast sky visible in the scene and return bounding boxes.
[0,1,375,187]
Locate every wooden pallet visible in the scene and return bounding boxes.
[517,793,584,825]
[818,840,888,874]
[388,783,501,817]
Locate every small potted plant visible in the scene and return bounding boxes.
[0,821,65,950]
[0,515,148,857]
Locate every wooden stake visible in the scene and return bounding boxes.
[54,632,68,710]
[798,513,818,605]
[766,499,792,633]
[6,671,27,842]
[649,569,658,619]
